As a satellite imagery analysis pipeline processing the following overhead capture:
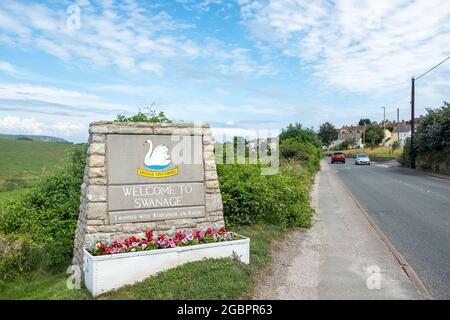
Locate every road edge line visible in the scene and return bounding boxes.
[329,165,433,300]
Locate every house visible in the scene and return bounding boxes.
[391,125,411,147]
[337,132,363,149]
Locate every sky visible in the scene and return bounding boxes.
[0,0,449,143]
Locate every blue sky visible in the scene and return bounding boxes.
[0,0,449,142]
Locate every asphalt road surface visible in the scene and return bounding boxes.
[330,158,450,299]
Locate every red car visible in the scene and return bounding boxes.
[331,152,346,164]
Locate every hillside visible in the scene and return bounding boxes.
[0,138,77,192]
[0,134,70,143]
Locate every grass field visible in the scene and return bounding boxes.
[325,146,403,158]
[0,138,75,192]
[0,223,283,300]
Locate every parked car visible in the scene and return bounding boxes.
[331,152,346,164]
[355,153,371,165]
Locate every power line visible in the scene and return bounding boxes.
[416,56,450,80]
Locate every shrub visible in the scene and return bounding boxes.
[415,103,450,153]
[403,103,450,175]
[279,138,321,172]
[279,123,320,146]
[335,139,353,151]
[217,159,315,229]
[0,145,86,278]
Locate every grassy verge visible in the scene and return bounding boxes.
[0,223,283,300]
[324,146,403,158]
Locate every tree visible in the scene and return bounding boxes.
[318,122,338,146]
[116,105,171,123]
[414,102,450,153]
[364,126,384,147]
[335,139,352,151]
[359,118,372,126]
[279,123,319,146]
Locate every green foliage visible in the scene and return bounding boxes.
[218,160,315,228]
[403,103,450,174]
[218,122,319,229]
[318,122,338,145]
[279,123,320,146]
[364,126,384,147]
[279,138,321,169]
[116,106,171,123]
[335,139,353,151]
[0,145,86,279]
[392,141,400,150]
[415,102,450,153]
[359,118,372,126]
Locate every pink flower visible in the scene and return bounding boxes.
[187,234,194,241]
[141,243,147,250]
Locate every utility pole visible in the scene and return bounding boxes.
[363,124,366,153]
[397,107,400,143]
[381,107,386,146]
[410,77,416,168]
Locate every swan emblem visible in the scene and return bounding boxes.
[144,139,171,170]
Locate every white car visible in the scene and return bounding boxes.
[355,153,370,165]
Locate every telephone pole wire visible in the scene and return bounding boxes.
[410,56,449,169]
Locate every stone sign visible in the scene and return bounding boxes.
[73,122,224,268]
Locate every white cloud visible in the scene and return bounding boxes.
[239,0,450,93]
[0,83,132,113]
[0,0,269,79]
[0,116,85,138]
[0,0,195,75]
[0,61,18,75]
[0,116,44,135]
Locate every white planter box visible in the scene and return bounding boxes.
[83,235,250,296]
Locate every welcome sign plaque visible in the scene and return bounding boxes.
[73,122,224,269]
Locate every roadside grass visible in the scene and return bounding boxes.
[101,223,283,299]
[0,223,283,300]
[0,138,75,192]
[0,272,92,300]
[324,146,403,158]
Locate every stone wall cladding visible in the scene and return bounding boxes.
[72,122,225,268]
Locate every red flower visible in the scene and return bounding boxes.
[158,234,166,241]
[206,227,214,237]
[145,230,154,241]
[217,227,226,235]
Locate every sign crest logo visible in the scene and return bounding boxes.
[137,138,178,178]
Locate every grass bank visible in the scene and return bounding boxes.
[0,223,285,300]
[324,146,403,158]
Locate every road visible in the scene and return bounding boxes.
[331,157,450,299]
[253,160,421,300]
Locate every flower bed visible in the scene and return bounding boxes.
[90,227,234,256]
[83,227,250,296]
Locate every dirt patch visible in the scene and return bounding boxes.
[251,229,308,299]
